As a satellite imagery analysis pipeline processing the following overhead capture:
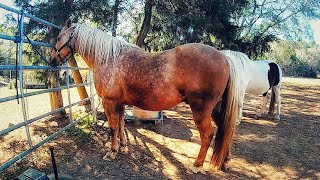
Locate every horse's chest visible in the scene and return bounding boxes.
[94,68,122,98]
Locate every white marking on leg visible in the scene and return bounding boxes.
[274,86,281,120]
[236,90,245,125]
[256,92,269,119]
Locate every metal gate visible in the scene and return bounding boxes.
[0,3,96,172]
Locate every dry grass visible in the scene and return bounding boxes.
[0,77,319,179]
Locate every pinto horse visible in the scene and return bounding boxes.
[221,50,282,124]
[50,20,242,172]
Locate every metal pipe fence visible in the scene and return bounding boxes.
[0,3,96,172]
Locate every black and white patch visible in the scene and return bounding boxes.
[263,62,280,96]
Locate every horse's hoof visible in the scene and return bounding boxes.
[275,115,280,120]
[103,150,118,161]
[209,165,220,172]
[222,163,231,171]
[187,165,202,174]
[119,146,128,153]
[236,119,241,125]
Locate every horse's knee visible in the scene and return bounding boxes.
[108,119,119,132]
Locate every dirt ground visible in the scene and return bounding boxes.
[0,77,319,179]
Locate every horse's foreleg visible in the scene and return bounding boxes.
[118,105,128,153]
[236,92,245,125]
[255,93,269,119]
[189,102,214,174]
[102,99,121,160]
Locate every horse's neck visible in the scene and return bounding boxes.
[74,44,95,69]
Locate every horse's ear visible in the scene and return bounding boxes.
[65,18,72,28]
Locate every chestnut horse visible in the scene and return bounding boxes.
[50,20,241,173]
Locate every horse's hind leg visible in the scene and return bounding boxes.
[274,86,281,120]
[102,99,121,160]
[236,89,245,125]
[211,107,232,171]
[188,100,215,173]
[255,92,270,119]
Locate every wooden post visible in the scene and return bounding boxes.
[68,57,91,112]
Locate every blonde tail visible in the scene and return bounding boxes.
[211,57,241,169]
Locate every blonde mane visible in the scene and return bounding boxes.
[72,24,139,64]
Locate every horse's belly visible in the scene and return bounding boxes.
[246,80,270,95]
[126,88,183,111]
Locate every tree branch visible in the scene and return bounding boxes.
[259,10,302,36]
[112,0,121,37]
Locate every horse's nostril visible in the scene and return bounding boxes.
[50,57,58,67]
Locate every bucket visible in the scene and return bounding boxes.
[132,107,160,119]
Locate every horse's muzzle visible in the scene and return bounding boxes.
[50,57,59,67]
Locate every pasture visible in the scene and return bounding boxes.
[0,77,319,179]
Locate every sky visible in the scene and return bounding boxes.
[1,0,320,45]
[0,0,14,22]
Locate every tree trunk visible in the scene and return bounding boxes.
[68,57,91,112]
[112,0,121,37]
[136,0,153,47]
[48,0,74,117]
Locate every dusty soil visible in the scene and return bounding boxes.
[0,78,319,179]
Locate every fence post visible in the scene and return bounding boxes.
[66,62,73,123]
[18,11,33,148]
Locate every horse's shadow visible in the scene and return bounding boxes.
[233,110,320,179]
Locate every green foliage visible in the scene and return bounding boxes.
[13,0,115,82]
[0,14,18,69]
[231,0,320,57]
[65,114,94,146]
[8,79,20,89]
[145,0,248,51]
[234,0,320,42]
[265,41,320,78]
[0,0,318,79]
